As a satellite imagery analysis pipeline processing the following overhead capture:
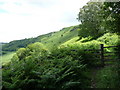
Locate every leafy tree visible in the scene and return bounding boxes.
[78,2,105,38]
[103,1,120,34]
[103,2,120,87]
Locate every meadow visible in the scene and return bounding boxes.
[1,52,15,65]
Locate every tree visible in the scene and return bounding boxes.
[103,1,120,34]
[78,2,105,38]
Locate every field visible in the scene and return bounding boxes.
[1,52,15,65]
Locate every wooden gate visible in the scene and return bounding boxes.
[100,44,120,66]
[71,44,119,66]
[83,44,120,66]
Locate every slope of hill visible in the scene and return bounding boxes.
[2,25,79,51]
[1,52,15,65]
[0,43,7,48]
[0,43,7,55]
[60,33,119,47]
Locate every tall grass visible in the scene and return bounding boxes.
[96,64,119,88]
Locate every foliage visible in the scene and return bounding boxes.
[2,1,120,89]
[2,25,79,52]
[2,38,36,51]
[60,40,103,67]
[2,51,9,55]
[97,33,119,46]
[96,65,119,88]
[2,42,90,89]
[103,1,120,34]
[78,1,120,38]
[12,42,48,61]
[79,36,93,43]
[78,2,105,38]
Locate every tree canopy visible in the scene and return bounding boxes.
[103,1,120,34]
[78,1,120,38]
[78,2,105,38]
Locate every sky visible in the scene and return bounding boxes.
[0,0,90,42]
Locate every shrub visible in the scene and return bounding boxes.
[97,33,118,46]
[59,40,103,67]
[2,43,89,89]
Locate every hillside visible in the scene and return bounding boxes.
[2,25,79,52]
[2,24,119,89]
[0,43,7,48]
[2,1,120,89]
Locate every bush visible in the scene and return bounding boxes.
[97,33,118,46]
[59,40,103,67]
[2,43,89,89]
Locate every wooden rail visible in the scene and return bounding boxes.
[71,44,119,66]
[100,44,120,66]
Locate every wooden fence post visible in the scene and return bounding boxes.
[100,44,104,66]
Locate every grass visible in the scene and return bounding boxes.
[1,52,15,65]
[60,37,79,46]
[40,26,79,49]
[95,63,118,88]
[2,25,79,51]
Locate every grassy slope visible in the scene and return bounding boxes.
[2,24,118,66]
[0,43,6,50]
[2,25,79,51]
[1,52,15,65]
[2,25,79,65]
[40,26,79,49]
[2,25,119,88]
[2,26,118,65]
[61,33,118,47]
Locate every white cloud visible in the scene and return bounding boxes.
[0,0,90,42]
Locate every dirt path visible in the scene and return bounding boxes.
[90,63,114,88]
[90,66,103,88]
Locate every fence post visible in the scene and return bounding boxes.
[100,44,104,66]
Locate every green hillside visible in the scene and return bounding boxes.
[2,25,120,89]
[2,1,120,89]
[1,52,15,65]
[2,25,79,65]
[2,25,79,52]
[0,43,6,49]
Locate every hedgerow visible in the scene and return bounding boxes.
[2,42,90,89]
